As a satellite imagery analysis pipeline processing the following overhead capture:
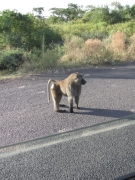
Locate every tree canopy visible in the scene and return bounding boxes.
[48,2,135,24]
[0,2,135,51]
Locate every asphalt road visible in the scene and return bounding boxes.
[0,115,135,180]
[0,63,135,146]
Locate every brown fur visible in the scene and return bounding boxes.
[47,72,86,113]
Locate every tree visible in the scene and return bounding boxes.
[49,3,85,22]
[47,15,61,24]
[0,10,34,49]
[130,4,135,18]
[111,2,123,10]
[32,7,44,18]
[0,10,62,50]
[110,2,125,23]
[82,6,110,23]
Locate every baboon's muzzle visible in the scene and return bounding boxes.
[81,78,87,85]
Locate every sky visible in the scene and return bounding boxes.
[0,0,135,17]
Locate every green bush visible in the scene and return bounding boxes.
[0,49,24,71]
[51,21,135,40]
[21,45,64,73]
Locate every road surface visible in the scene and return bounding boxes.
[0,63,135,146]
[0,115,135,180]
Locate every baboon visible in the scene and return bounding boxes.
[47,72,86,113]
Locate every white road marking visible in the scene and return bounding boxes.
[36,91,45,94]
[84,74,90,76]
[1,119,135,158]
[18,86,25,89]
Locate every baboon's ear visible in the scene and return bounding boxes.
[74,72,79,76]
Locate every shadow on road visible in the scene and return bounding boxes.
[75,107,134,118]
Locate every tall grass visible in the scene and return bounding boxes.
[51,21,135,40]
[111,32,125,52]
[20,45,64,73]
[127,33,135,60]
[21,32,135,73]
[84,39,103,64]
[59,32,135,66]
[60,36,85,67]
[1,32,135,78]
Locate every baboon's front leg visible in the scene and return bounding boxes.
[68,97,74,113]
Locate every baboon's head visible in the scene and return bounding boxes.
[73,73,87,85]
[81,77,87,85]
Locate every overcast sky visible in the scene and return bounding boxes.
[0,0,134,17]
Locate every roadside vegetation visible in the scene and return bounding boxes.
[0,2,135,78]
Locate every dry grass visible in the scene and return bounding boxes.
[60,36,85,66]
[103,32,126,61]
[64,36,84,51]
[84,39,103,64]
[60,32,135,67]
[1,32,135,79]
[104,32,135,61]
[130,33,135,42]
[84,39,102,56]
[60,36,108,65]
[111,32,126,52]
[126,33,135,60]
[60,37,104,65]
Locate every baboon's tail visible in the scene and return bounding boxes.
[47,79,56,103]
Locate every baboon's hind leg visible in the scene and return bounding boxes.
[51,90,66,113]
[75,96,80,109]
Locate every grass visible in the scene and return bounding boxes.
[60,32,135,66]
[0,32,135,80]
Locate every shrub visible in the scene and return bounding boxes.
[84,39,104,64]
[21,45,64,72]
[103,32,126,60]
[64,36,84,51]
[84,39,102,56]
[60,36,85,66]
[126,33,135,60]
[0,49,24,71]
[111,32,126,52]
[82,31,108,41]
